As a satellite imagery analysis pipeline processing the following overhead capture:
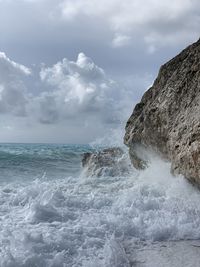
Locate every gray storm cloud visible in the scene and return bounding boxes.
[1,0,199,60]
[56,0,200,51]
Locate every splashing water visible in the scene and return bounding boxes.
[0,143,200,266]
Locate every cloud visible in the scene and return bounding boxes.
[0,52,31,76]
[0,52,31,116]
[0,51,136,142]
[37,52,130,124]
[0,0,199,143]
[58,0,200,50]
[112,34,131,48]
[0,51,133,128]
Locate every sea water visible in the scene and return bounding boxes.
[1,143,200,266]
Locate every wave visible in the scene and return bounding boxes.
[0,144,95,182]
[0,143,91,160]
[1,154,200,266]
[1,144,200,266]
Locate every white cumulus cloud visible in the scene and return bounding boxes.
[0,51,133,131]
[0,51,135,142]
[0,52,31,116]
[37,52,129,125]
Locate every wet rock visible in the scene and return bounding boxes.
[124,38,200,185]
[82,147,132,177]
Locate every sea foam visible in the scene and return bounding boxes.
[1,148,200,266]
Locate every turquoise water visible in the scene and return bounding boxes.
[1,143,200,266]
[0,143,93,183]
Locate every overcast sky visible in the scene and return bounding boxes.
[0,0,199,144]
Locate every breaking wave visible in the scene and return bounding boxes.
[0,144,200,266]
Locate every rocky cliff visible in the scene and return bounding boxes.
[124,39,200,185]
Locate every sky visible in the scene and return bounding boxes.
[0,0,199,144]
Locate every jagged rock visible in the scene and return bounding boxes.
[124,38,200,185]
[82,147,132,177]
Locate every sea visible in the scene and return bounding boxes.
[1,143,200,267]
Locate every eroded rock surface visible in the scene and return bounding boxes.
[124,38,200,185]
[82,147,132,177]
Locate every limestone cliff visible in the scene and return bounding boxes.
[124,39,200,185]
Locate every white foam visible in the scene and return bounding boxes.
[1,157,200,266]
[103,237,131,267]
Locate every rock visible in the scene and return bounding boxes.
[124,38,200,185]
[82,147,132,177]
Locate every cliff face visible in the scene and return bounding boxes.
[124,39,200,185]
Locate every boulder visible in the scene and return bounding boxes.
[82,147,132,177]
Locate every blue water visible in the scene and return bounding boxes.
[0,143,93,183]
[1,143,200,267]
